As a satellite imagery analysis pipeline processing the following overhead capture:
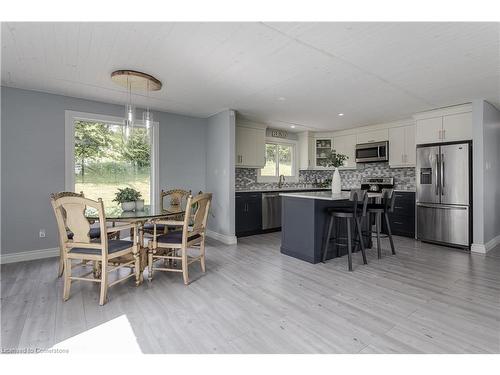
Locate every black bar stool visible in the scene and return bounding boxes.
[322,189,368,271]
[367,188,396,258]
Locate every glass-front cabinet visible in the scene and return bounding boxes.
[314,138,332,168]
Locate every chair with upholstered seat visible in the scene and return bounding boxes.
[322,189,369,271]
[142,189,191,236]
[51,191,121,277]
[147,193,212,285]
[51,194,141,305]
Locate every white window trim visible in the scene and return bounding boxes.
[257,137,299,183]
[64,110,160,210]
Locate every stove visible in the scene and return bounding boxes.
[360,177,394,193]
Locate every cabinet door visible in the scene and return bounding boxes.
[235,194,262,235]
[254,128,266,167]
[442,112,472,142]
[314,138,332,168]
[298,133,313,170]
[404,125,416,166]
[333,134,357,169]
[388,126,405,167]
[235,126,265,168]
[415,117,442,144]
[356,129,388,144]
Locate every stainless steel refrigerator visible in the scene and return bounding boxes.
[416,142,471,248]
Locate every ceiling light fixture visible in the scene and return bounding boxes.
[278,96,286,101]
[290,125,296,129]
[338,113,344,117]
[111,70,162,139]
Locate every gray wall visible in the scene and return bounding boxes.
[472,99,500,249]
[205,110,236,239]
[482,101,500,244]
[1,86,207,254]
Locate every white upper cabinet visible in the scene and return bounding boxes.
[389,125,415,167]
[442,112,472,142]
[333,134,357,169]
[313,137,333,169]
[298,132,314,170]
[415,116,442,144]
[356,128,388,144]
[235,125,265,168]
[414,104,472,145]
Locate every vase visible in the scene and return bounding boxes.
[331,167,341,194]
[135,199,144,211]
[121,201,135,212]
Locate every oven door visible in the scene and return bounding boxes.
[355,142,388,163]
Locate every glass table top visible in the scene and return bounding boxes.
[85,205,184,220]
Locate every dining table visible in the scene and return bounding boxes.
[85,204,185,284]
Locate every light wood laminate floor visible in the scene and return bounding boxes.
[2,233,499,353]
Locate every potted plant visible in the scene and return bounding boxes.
[113,187,142,211]
[324,149,348,194]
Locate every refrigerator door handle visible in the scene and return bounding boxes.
[435,154,440,196]
[417,203,468,210]
[441,153,445,195]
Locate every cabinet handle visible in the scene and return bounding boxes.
[442,129,446,139]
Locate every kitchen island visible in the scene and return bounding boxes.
[279,191,374,264]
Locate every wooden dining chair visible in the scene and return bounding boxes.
[148,193,212,285]
[52,194,141,305]
[142,189,191,236]
[51,191,121,277]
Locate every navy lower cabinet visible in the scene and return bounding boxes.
[382,191,416,238]
[235,193,262,237]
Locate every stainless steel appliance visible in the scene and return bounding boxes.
[355,141,389,163]
[360,177,394,192]
[262,192,281,230]
[416,142,471,248]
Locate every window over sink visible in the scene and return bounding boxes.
[257,139,298,183]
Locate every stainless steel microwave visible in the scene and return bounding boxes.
[355,141,389,163]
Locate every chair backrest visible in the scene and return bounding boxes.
[349,189,368,217]
[160,189,191,211]
[51,194,106,245]
[381,188,396,213]
[182,193,212,242]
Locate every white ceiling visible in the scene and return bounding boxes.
[2,22,499,131]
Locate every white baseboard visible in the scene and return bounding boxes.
[471,234,500,254]
[206,230,237,245]
[1,247,59,264]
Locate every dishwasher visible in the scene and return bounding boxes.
[262,192,282,230]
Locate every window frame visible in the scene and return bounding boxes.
[257,137,299,183]
[64,110,160,209]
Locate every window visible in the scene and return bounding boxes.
[65,111,159,209]
[258,139,297,182]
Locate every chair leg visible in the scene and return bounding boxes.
[63,257,71,301]
[335,219,341,257]
[58,247,64,278]
[182,247,189,285]
[148,244,154,282]
[384,213,396,255]
[200,240,206,273]
[346,218,353,271]
[322,215,334,262]
[134,246,141,286]
[356,216,368,265]
[99,263,108,306]
[376,212,382,259]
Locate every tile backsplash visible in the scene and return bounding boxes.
[236,163,415,191]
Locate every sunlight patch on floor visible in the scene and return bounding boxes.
[51,315,142,354]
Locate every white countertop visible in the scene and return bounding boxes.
[280,191,384,201]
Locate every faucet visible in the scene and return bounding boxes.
[278,174,285,188]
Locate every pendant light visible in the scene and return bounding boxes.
[124,75,135,140]
[142,79,153,131]
[110,70,162,139]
